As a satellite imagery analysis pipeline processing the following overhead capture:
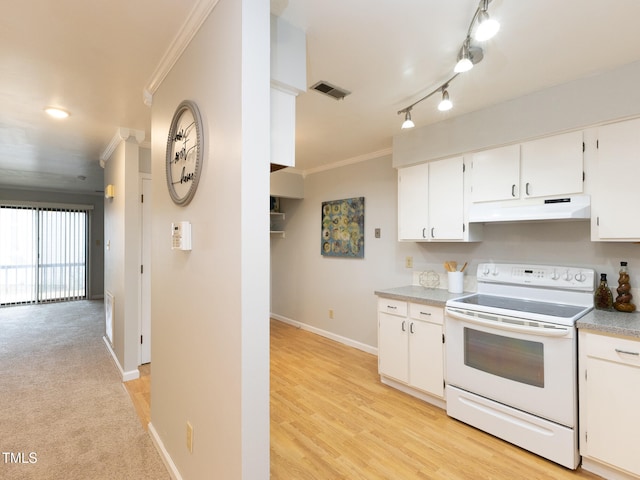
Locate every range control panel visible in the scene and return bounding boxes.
[477,263,596,291]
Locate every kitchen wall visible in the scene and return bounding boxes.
[270,156,640,351]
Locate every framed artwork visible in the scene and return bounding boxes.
[321,197,365,258]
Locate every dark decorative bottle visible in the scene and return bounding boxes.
[614,261,636,312]
[594,273,613,310]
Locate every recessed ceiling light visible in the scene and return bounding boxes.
[45,107,70,119]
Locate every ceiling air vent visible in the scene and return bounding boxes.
[310,81,351,100]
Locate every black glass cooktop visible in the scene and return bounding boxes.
[451,294,588,319]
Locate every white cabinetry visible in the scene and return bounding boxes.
[470,144,520,202]
[592,118,640,241]
[398,156,480,242]
[397,163,429,241]
[579,330,640,478]
[471,131,584,203]
[378,298,444,406]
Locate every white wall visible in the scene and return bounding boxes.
[271,155,419,349]
[149,0,270,478]
[103,140,141,375]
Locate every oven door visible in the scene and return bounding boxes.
[445,306,577,427]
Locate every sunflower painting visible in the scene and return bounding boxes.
[321,197,365,258]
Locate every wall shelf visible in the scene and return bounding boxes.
[270,211,285,237]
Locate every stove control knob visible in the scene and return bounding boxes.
[551,270,560,280]
[491,267,499,276]
[562,270,573,281]
[575,271,587,282]
[482,266,491,276]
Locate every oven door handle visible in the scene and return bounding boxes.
[445,308,572,337]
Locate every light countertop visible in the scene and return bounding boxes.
[577,308,640,339]
[376,286,640,340]
[374,285,466,308]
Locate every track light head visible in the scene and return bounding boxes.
[455,41,474,73]
[474,9,500,41]
[438,90,452,112]
[401,110,415,129]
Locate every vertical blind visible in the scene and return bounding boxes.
[0,203,90,306]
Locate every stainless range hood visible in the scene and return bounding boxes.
[469,194,591,223]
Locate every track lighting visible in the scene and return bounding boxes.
[473,0,500,41]
[396,0,500,128]
[454,39,474,73]
[438,90,452,112]
[401,110,415,129]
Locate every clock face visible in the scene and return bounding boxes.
[166,100,203,206]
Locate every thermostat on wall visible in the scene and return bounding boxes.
[171,221,192,251]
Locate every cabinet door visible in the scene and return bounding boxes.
[378,312,409,383]
[408,320,443,397]
[594,119,640,240]
[398,163,429,240]
[428,156,464,240]
[584,354,640,475]
[521,131,583,198]
[471,144,520,202]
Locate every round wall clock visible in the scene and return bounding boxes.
[166,100,204,206]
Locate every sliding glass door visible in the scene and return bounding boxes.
[0,204,89,306]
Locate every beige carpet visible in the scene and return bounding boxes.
[0,300,170,480]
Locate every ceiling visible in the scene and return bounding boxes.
[2,0,640,194]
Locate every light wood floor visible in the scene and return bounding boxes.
[126,320,603,479]
[124,363,151,431]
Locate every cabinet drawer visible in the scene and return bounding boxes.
[409,303,443,325]
[585,332,640,367]
[378,298,407,317]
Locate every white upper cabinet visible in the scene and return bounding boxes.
[398,162,429,241]
[471,131,584,203]
[470,144,520,202]
[592,118,640,241]
[398,156,477,241]
[428,157,464,240]
[520,131,584,198]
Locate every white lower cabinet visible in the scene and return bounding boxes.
[378,298,444,405]
[579,330,640,479]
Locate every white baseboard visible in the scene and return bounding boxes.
[270,313,378,356]
[581,458,637,480]
[102,336,140,382]
[148,422,183,480]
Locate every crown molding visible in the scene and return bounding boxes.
[100,128,146,167]
[143,0,220,106]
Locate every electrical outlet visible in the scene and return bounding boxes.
[405,256,413,268]
[329,309,334,319]
[186,422,193,453]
